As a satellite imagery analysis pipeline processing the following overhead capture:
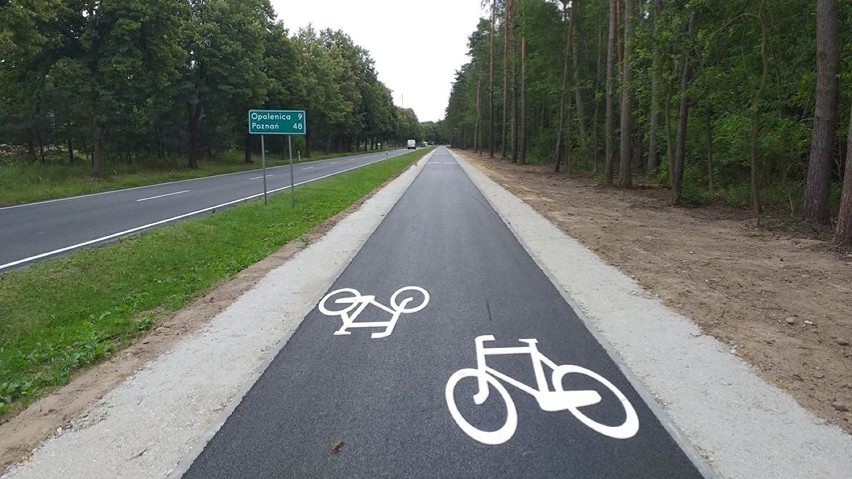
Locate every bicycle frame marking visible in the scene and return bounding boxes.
[446,335,640,445]
[472,337,602,412]
[318,286,430,339]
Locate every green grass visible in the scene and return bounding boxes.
[0,148,395,207]
[0,148,432,418]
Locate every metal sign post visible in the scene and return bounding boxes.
[247,110,307,207]
[261,135,268,206]
[288,135,295,208]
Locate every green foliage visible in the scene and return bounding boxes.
[0,1,414,171]
[444,0,851,216]
[0,148,431,415]
[680,164,710,205]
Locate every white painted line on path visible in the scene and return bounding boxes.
[319,286,430,339]
[135,190,190,202]
[0,155,402,272]
[446,335,638,445]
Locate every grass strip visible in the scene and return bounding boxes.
[0,148,399,207]
[0,148,431,418]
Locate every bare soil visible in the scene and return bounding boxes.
[0,177,395,473]
[457,150,852,434]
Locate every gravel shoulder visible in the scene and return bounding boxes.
[457,150,852,434]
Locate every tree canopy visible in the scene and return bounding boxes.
[444,0,851,241]
[0,0,419,173]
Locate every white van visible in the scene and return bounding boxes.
[407,139,416,149]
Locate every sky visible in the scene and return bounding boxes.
[269,0,486,123]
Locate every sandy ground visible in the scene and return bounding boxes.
[456,150,852,434]
[0,166,411,474]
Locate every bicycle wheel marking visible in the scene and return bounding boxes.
[445,335,640,445]
[318,286,430,339]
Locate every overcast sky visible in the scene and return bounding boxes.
[269,0,486,123]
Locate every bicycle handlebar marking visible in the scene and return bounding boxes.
[446,335,640,445]
[318,286,430,339]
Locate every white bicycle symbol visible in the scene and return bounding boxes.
[318,286,430,339]
[445,335,639,445]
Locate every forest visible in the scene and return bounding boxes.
[442,0,852,245]
[0,0,422,176]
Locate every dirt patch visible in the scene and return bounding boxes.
[456,150,852,434]
[0,171,403,473]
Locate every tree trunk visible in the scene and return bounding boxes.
[571,4,588,142]
[510,1,519,162]
[618,0,635,188]
[604,0,617,185]
[502,1,510,158]
[244,133,253,164]
[26,133,36,161]
[36,131,45,162]
[68,139,74,164]
[804,0,840,224]
[706,110,714,198]
[489,1,496,158]
[749,2,768,215]
[519,35,528,165]
[592,16,604,174]
[647,0,662,174]
[187,103,201,169]
[554,3,572,173]
[475,73,482,154]
[673,14,694,203]
[833,104,852,246]
[92,121,106,177]
[665,77,675,187]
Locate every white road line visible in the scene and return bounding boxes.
[249,175,273,180]
[0,155,402,271]
[304,167,314,170]
[136,190,190,202]
[0,150,407,211]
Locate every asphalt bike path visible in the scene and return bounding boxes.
[182,147,705,478]
[0,149,411,272]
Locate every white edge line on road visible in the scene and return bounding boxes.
[135,190,190,202]
[0,155,406,272]
[248,175,273,180]
[0,150,407,212]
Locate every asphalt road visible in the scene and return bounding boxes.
[182,147,705,478]
[0,149,412,272]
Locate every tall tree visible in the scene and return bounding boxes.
[489,0,496,158]
[618,0,635,188]
[646,0,662,174]
[672,13,695,203]
[554,0,572,173]
[604,0,617,185]
[509,0,519,162]
[803,0,840,224]
[501,0,510,158]
[749,0,769,215]
[519,35,527,164]
[834,104,852,246]
[571,0,588,143]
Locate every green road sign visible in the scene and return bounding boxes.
[248,110,307,135]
